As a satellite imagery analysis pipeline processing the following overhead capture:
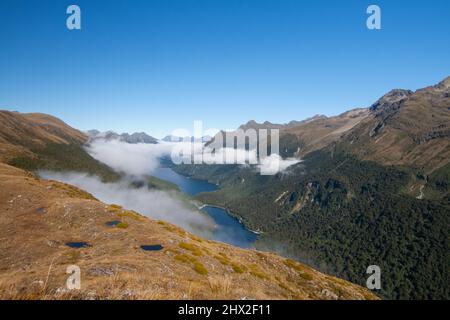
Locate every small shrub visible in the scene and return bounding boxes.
[190,235,204,243]
[174,254,197,263]
[284,259,306,272]
[231,263,246,274]
[118,210,143,221]
[116,222,129,229]
[157,221,185,234]
[107,204,122,213]
[193,262,208,275]
[51,182,96,200]
[179,242,203,256]
[284,259,314,280]
[214,255,230,266]
[299,272,314,281]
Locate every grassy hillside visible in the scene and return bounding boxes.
[0,110,121,182]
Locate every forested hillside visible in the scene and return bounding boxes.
[174,149,450,299]
[171,78,450,299]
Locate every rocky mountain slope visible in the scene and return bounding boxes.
[162,135,212,143]
[87,130,158,144]
[341,76,450,173]
[208,76,450,173]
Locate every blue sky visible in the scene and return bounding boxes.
[1,0,449,138]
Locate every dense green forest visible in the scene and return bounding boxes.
[8,143,120,182]
[172,151,450,299]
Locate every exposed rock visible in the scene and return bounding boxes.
[369,89,413,116]
[87,130,158,144]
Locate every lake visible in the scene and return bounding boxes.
[152,167,257,248]
[151,167,218,196]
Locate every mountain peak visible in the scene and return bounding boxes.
[436,76,450,89]
[87,130,158,144]
[369,89,413,115]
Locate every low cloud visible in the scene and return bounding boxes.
[85,139,174,176]
[86,139,300,176]
[258,154,300,175]
[170,142,300,174]
[38,171,215,237]
[38,139,298,245]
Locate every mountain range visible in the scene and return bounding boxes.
[0,110,376,299]
[0,76,448,300]
[162,135,213,143]
[171,76,450,299]
[87,130,158,144]
[209,76,450,173]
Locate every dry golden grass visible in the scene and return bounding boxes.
[208,275,232,297]
[179,242,203,256]
[51,181,96,200]
[117,210,144,221]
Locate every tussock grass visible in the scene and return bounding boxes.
[157,220,186,235]
[64,251,81,264]
[174,254,197,264]
[51,182,96,200]
[116,222,129,229]
[248,264,270,280]
[190,235,204,243]
[231,263,246,274]
[208,275,232,296]
[214,253,247,274]
[118,210,143,221]
[107,204,123,214]
[214,254,231,266]
[284,259,314,281]
[178,242,203,256]
[193,262,208,275]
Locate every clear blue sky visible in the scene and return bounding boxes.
[1,0,449,138]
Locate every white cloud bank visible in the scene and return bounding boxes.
[258,154,300,175]
[85,139,300,176]
[85,139,174,176]
[38,171,215,236]
[38,139,299,241]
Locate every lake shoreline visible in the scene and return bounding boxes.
[198,203,262,235]
[151,166,259,246]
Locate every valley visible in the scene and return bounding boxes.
[0,76,448,300]
[170,77,450,300]
[0,110,378,300]
[151,166,258,248]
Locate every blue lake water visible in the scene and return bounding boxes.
[152,167,257,248]
[201,206,257,248]
[151,167,219,196]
